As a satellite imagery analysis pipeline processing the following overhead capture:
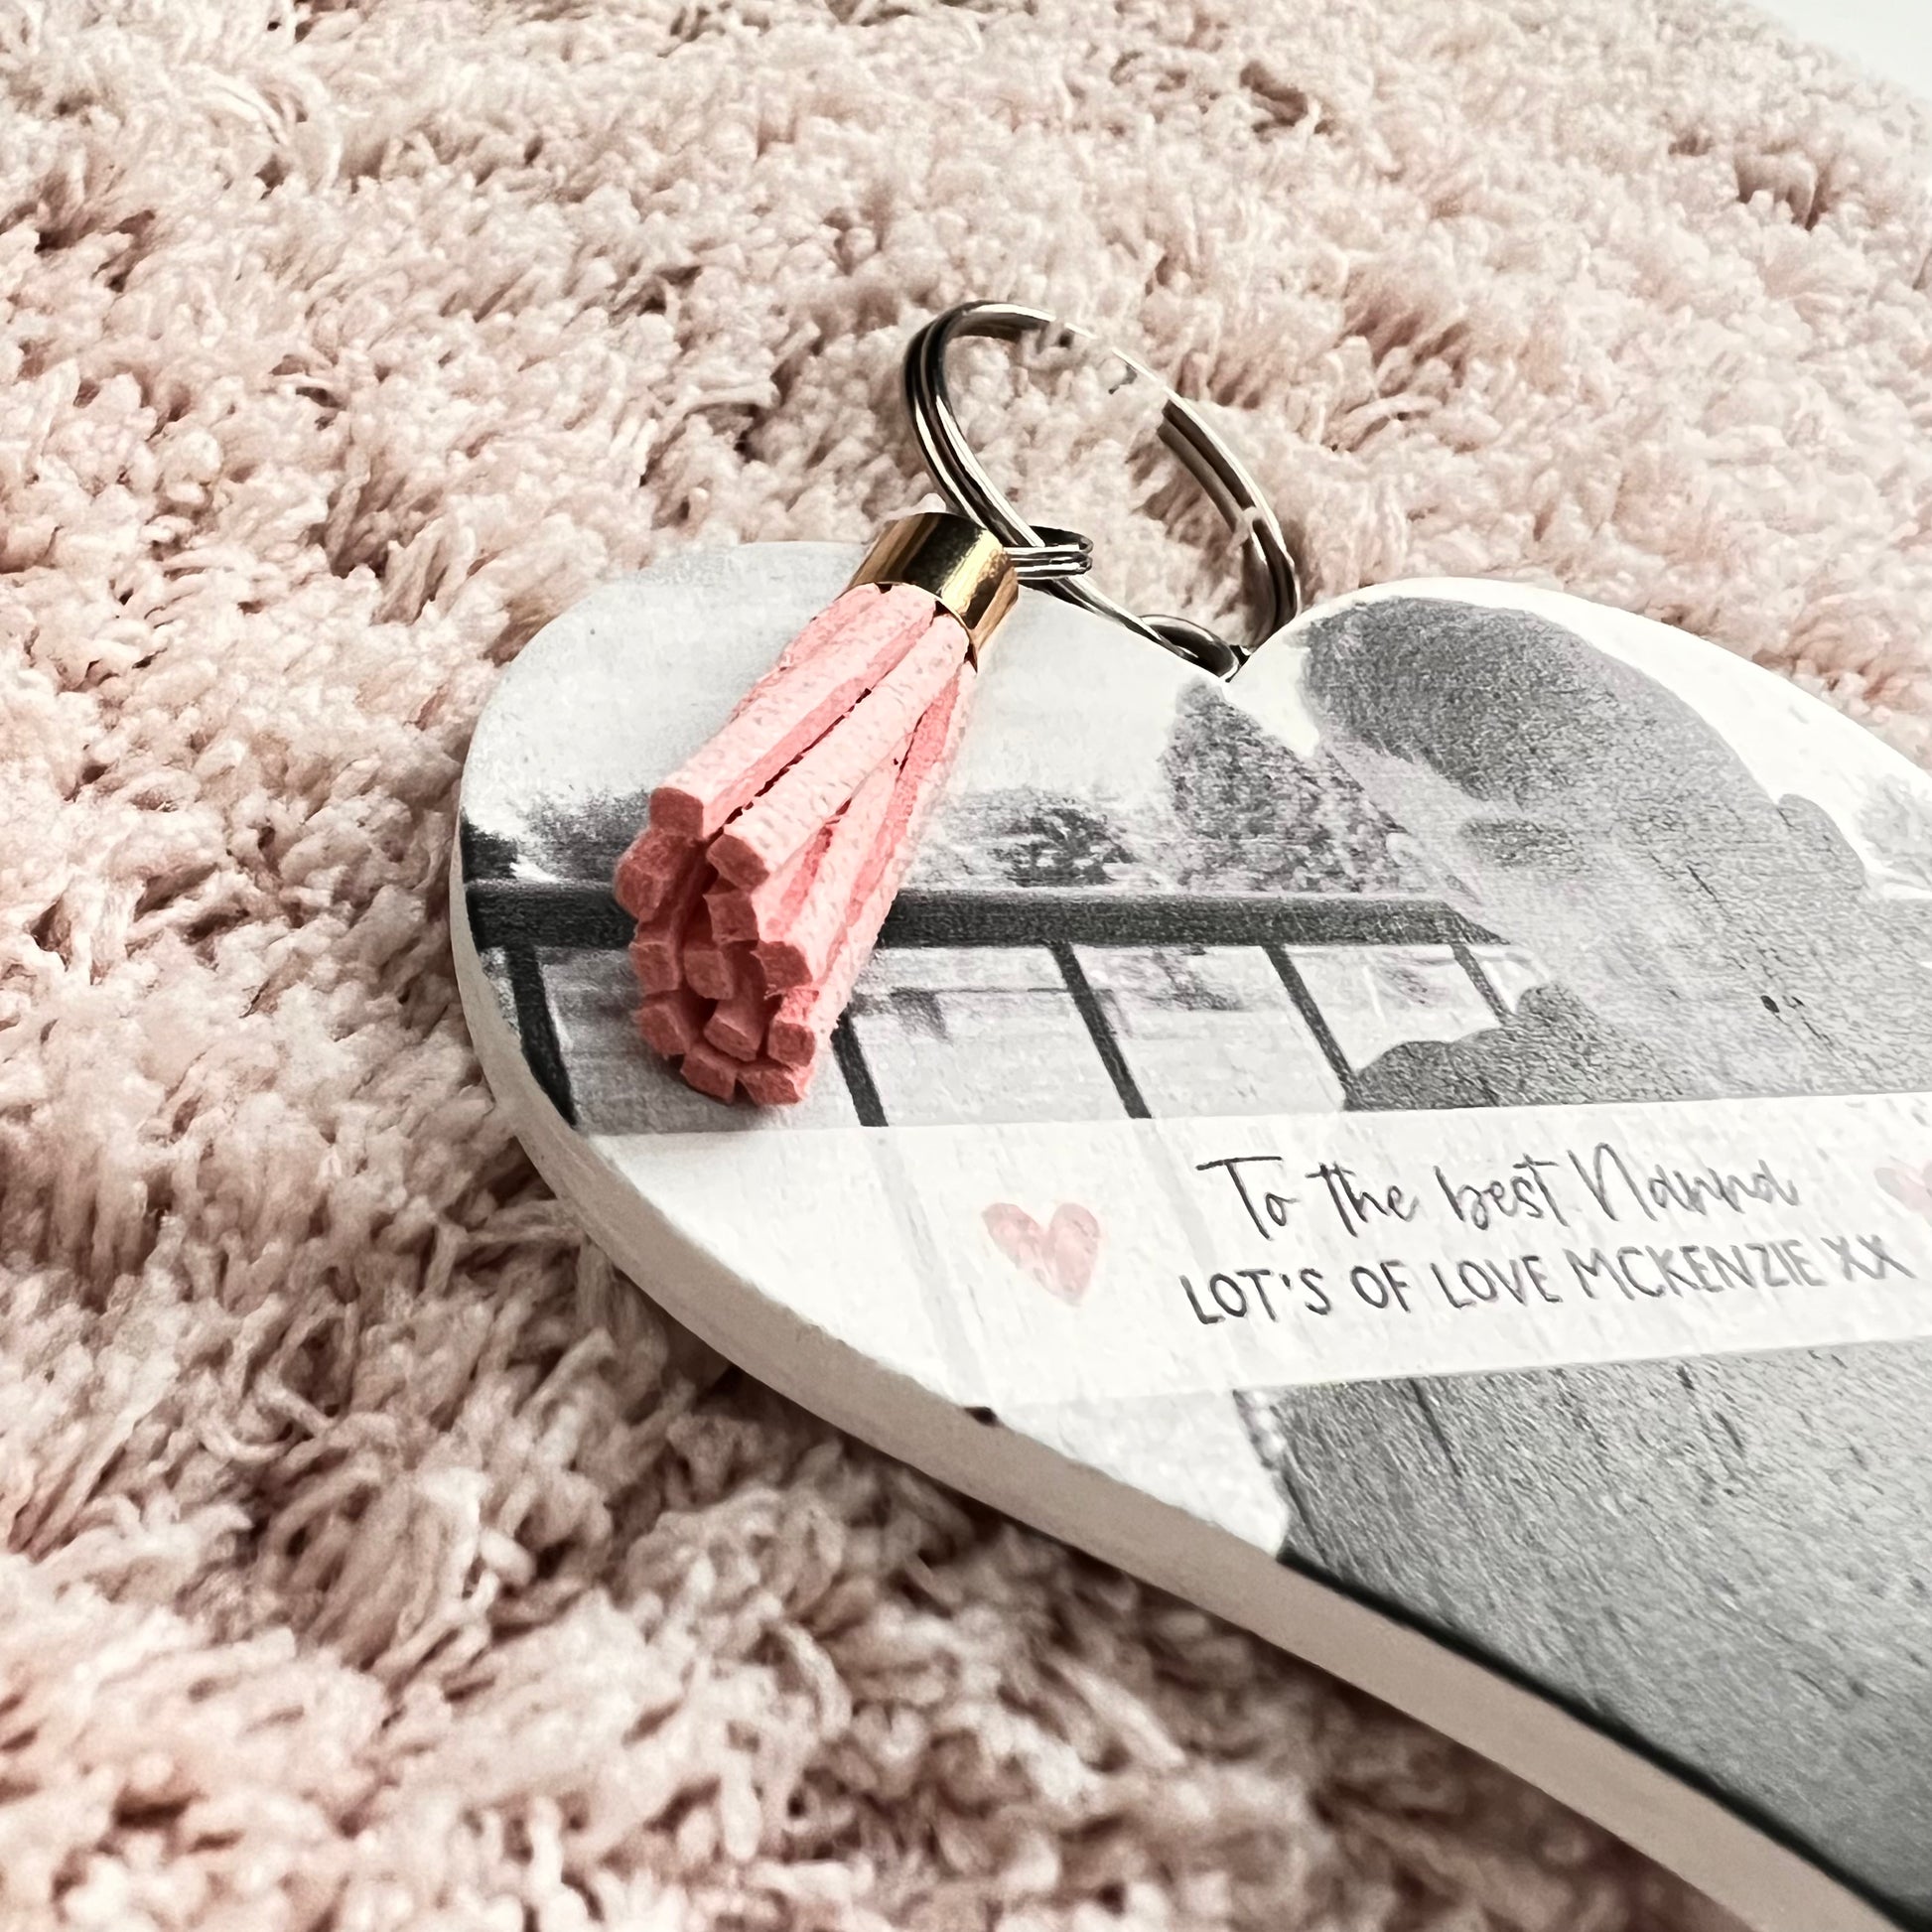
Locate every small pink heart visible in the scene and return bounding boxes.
[982,1202,1102,1305]
[1875,1161,1932,1222]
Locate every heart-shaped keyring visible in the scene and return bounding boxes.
[454,308,1932,1932]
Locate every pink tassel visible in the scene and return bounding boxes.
[627,857,712,994]
[637,986,708,1057]
[708,618,961,888]
[705,827,825,945]
[648,584,934,841]
[610,514,1015,1106]
[767,671,972,1074]
[704,976,775,1062]
[754,744,906,992]
[614,825,696,922]
[680,903,739,1002]
[680,1036,744,1103]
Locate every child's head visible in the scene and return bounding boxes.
[1302,597,1876,1044]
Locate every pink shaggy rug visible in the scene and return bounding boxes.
[3,0,1929,1926]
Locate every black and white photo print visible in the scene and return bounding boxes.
[1231,591,1932,1924]
[1298,593,1932,1106]
[462,571,1932,1135]
[454,545,1932,1932]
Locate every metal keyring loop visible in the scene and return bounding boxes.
[902,301,1301,678]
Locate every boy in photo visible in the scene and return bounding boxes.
[1299,596,1932,1108]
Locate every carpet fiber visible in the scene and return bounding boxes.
[3,0,1929,1926]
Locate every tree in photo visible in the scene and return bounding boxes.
[522,787,654,882]
[1859,775,1932,894]
[460,819,519,882]
[915,787,1157,889]
[1161,682,1406,892]
[990,802,1137,888]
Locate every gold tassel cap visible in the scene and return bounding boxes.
[846,512,1017,663]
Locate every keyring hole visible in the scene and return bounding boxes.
[934,333,1263,649]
